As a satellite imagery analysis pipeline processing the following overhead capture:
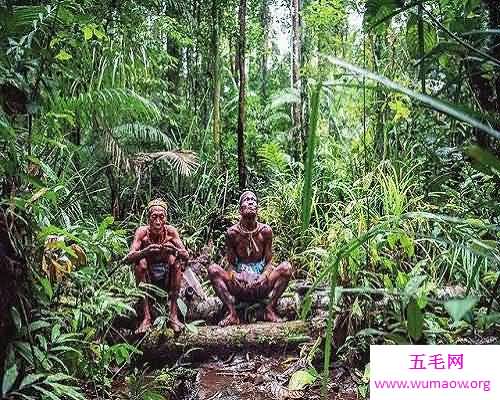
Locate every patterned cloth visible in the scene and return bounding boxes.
[235,258,265,274]
[150,262,169,283]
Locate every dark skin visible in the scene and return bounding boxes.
[208,192,292,327]
[125,206,188,333]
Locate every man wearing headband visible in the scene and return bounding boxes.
[125,199,188,333]
[208,190,292,326]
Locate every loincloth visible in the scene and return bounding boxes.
[149,262,170,288]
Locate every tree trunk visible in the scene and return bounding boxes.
[0,211,25,371]
[291,0,303,160]
[236,0,247,190]
[237,0,247,190]
[260,0,270,101]
[185,291,330,324]
[141,320,311,364]
[105,165,120,218]
[467,1,500,150]
[211,0,222,165]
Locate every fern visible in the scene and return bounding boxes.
[258,143,289,173]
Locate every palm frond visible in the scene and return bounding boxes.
[111,123,173,149]
[64,88,160,128]
[133,150,199,176]
[269,87,301,109]
[103,130,131,172]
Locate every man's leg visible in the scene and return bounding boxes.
[168,255,184,333]
[134,258,152,333]
[264,261,292,322]
[208,263,240,326]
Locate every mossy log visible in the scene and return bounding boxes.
[141,320,312,365]
[185,291,330,324]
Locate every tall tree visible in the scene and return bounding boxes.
[237,0,247,189]
[211,0,222,165]
[260,0,270,101]
[291,0,303,158]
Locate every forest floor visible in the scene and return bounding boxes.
[134,346,360,400]
[189,351,359,400]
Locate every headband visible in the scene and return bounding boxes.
[147,198,168,214]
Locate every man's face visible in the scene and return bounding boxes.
[148,206,166,231]
[239,193,258,218]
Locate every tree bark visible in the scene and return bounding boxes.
[185,291,330,324]
[467,1,500,150]
[236,0,247,189]
[211,0,222,165]
[260,0,270,101]
[141,320,311,364]
[0,211,25,371]
[291,0,303,159]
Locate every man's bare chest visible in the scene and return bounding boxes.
[234,232,265,260]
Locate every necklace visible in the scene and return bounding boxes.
[148,226,166,244]
[237,221,260,257]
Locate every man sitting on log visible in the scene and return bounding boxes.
[208,190,292,326]
[125,199,188,333]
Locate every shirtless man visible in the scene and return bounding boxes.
[208,190,292,326]
[125,199,188,333]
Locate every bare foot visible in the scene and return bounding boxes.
[218,313,240,327]
[263,306,282,323]
[135,318,152,334]
[169,316,184,334]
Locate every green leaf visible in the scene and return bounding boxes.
[19,374,45,390]
[288,369,317,391]
[444,297,479,323]
[81,25,93,40]
[39,277,53,300]
[324,56,500,140]
[364,0,399,33]
[400,234,415,257]
[55,50,72,61]
[143,391,166,400]
[406,12,437,59]
[93,27,105,40]
[184,322,199,334]
[465,145,500,176]
[2,363,18,395]
[177,298,187,318]
[28,320,51,333]
[301,83,322,230]
[406,300,423,340]
[404,275,426,298]
[10,307,22,332]
[51,324,61,343]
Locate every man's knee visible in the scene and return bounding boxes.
[135,259,148,275]
[277,261,292,279]
[208,263,222,280]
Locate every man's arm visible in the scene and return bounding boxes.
[262,226,274,278]
[223,228,241,281]
[165,226,189,260]
[124,227,152,263]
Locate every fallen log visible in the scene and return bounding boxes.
[185,291,330,323]
[141,320,312,365]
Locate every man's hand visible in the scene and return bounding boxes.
[251,273,268,288]
[161,243,189,260]
[233,271,252,288]
[142,244,161,257]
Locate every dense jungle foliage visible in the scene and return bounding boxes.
[1,0,500,398]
